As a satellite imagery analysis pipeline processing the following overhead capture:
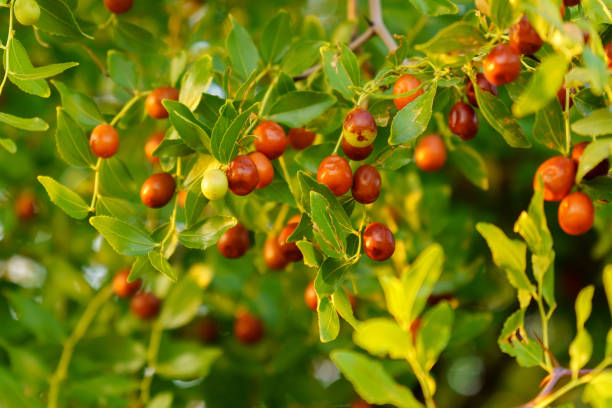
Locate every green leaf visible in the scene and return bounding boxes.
[179,56,213,111]
[159,276,203,329]
[5,291,66,344]
[267,91,335,128]
[261,10,292,64]
[449,142,489,190]
[331,287,358,329]
[178,216,237,250]
[281,40,323,77]
[330,350,423,408]
[572,109,612,137]
[36,0,93,39]
[490,0,519,30]
[512,54,569,118]
[211,103,257,164]
[226,16,260,79]
[9,61,78,81]
[569,329,592,374]
[514,186,552,256]
[389,82,436,146]
[310,191,347,258]
[315,258,355,297]
[294,143,334,173]
[0,366,43,408]
[575,285,594,329]
[0,138,16,153]
[317,296,340,343]
[112,20,158,55]
[52,81,103,130]
[184,180,209,227]
[89,216,157,256]
[475,83,531,148]
[604,265,612,318]
[148,251,177,282]
[583,371,612,408]
[409,0,458,15]
[55,108,96,168]
[498,309,544,367]
[107,50,137,91]
[129,256,152,283]
[576,138,612,182]
[532,101,566,154]
[37,176,89,219]
[415,22,484,65]
[296,240,322,268]
[98,157,138,200]
[477,223,534,292]
[320,44,359,101]
[156,341,221,380]
[163,100,211,153]
[147,392,174,408]
[353,318,411,359]
[416,302,454,370]
[379,275,411,328]
[0,112,48,131]
[5,38,50,97]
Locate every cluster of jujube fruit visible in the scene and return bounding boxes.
[112,268,160,320]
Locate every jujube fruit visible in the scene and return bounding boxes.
[342,138,373,161]
[146,86,179,119]
[130,292,161,320]
[144,132,164,164]
[177,190,188,208]
[234,311,264,345]
[393,74,423,110]
[343,109,377,148]
[278,223,303,262]
[263,236,289,270]
[363,222,395,261]
[287,214,301,225]
[254,121,287,159]
[14,0,40,26]
[483,44,521,85]
[140,173,176,208]
[317,155,353,196]
[509,16,543,55]
[226,155,259,196]
[448,101,478,140]
[217,224,250,259]
[571,142,609,180]
[304,281,317,311]
[563,0,580,5]
[414,134,446,172]
[15,191,36,221]
[533,156,576,201]
[112,268,141,298]
[558,192,594,235]
[605,43,612,70]
[288,127,316,150]
[90,124,119,158]
[557,86,575,110]
[194,317,219,343]
[248,151,274,189]
[201,168,228,200]
[351,165,381,204]
[104,0,133,13]
[465,73,498,107]
[350,400,372,408]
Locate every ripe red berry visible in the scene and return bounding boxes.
[112,267,141,298]
[144,131,164,165]
[288,127,316,150]
[278,223,303,262]
[465,73,498,107]
[571,142,610,180]
[342,138,373,161]
[140,173,176,208]
[483,44,521,85]
[248,151,274,189]
[130,292,161,320]
[254,121,287,159]
[352,165,381,204]
[104,0,133,14]
[533,156,576,202]
[194,317,219,343]
[563,0,580,6]
[287,214,301,225]
[317,155,353,196]
[415,134,447,172]
[448,101,478,140]
[557,86,575,110]
[234,311,264,345]
[343,109,377,147]
[304,281,318,311]
[90,124,119,158]
[217,224,250,259]
[146,86,179,119]
[350,400,372,408]
[605,43,612,70]
[264,236,289,270]
[509,16,543,55]
[558,192,594,235]
[226,155,259,196]
[393,74,423,110]
[363,222,395,261]
[14,191,36,221]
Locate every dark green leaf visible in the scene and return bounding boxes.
[148,251,177,282]
[89,216,157,256]
[281,40,323,77]
[55,108,96,168]
[38,176,89,219]
[267,91,335,128]
[449,143,489,190]
[532,101,566,154]
[159,277,203,329]
[5,291,65,343]
[36,0,93,39]
[163,100,211,153]
[112,20,158,55]
[178,216,237,249]
[389,82,436,146]
[52,81,103,130]
[107,50,137,91]
[415,22,484,65]
[211,104,257,164]
[226,16,260,79]
[261,10,292,64]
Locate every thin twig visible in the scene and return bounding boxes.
[368,0,397,51]
[518,367,596,408]
[79,43,109,77]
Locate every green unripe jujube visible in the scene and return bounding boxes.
[14,0,40,26]
[201,168,228,200]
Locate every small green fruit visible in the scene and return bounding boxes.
[14,0,40,26]
[201,168,228,200]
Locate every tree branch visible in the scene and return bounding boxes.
[368,0,397,51]
[518,367,595,408]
